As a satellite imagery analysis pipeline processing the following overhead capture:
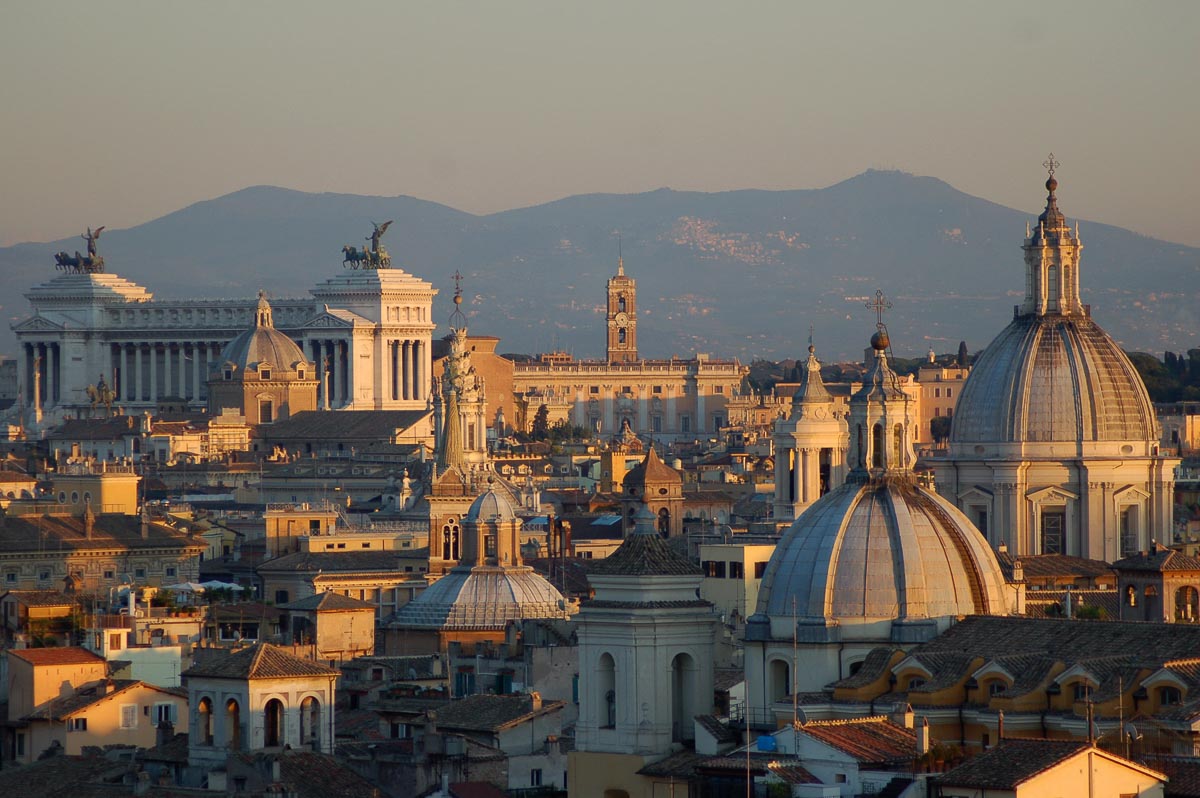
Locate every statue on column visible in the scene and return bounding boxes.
[365,220,393,268]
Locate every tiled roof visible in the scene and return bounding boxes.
[0,513,204,553]
[257,409,430,442]
[0,469,36,483]
[586,528,701,578]
[1,590,77,607]
[257,550,424,573]
[833,647,901,689]
[273,750,383,798]
[279,591,377,612]
[918,615,1200,665]
[0,754,128,798]
[8,647,104,666]
[25,680,183,721]
[999,552,1116,580]
[430,693,563,733]
[449,783,507,798]
[334,707,386,741]
[1143,756,1200,797]
[938,739,1093,789]
[622,447,682,487]
[798,716,917,764]
[1024,589,1121,620]
[768,761,821,785]
[695,714,737,744]
[183,643,338,679]
[1114,547,1200,572]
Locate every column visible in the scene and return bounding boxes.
[47,343,58,406]
[416,341,426,403]
[390,341,398,401]
[696,388,707,434]
[343,340,353,406]
[192,344,202,402]
[149,344,158,402]
[410,341,420,403]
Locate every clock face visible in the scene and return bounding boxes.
[614,312,629,325]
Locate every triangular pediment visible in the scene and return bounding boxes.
[1113,484,1152,502]
[300,312,355,330]
[1026,485,1079,503]
[13,315,64,333]
[958,485,994,502]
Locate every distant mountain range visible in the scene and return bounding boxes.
[2,170,1197,363]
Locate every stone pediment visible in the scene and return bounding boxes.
[301,312,355,330]
[1113,484,1151,503]
[1026,485,1079,503]
[13,315,65,333]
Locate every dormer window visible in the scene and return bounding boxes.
[1072,682,1093,701]
[260,367,272,380]
[224,369,234,381]
[297,369,305,379]
[1160,686,1182,706]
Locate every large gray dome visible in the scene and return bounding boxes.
[217,293,308,372]
[757,477,1010,622]
[950,314,1158,445]
[390,566,569,630]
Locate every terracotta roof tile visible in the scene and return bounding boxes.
[798,716,917,764]
[430,693,563,733]
[183,643,338,679]
[279,591,377,612]
[939,739,1093,789]
[9,647,105,666]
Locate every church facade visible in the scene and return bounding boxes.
[12,260,437,426]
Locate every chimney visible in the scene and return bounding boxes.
[156,719,174,748]
[916,717,930,755]
[998,710,1005,741]
[891,702,914,729]
[272,758,282,783]
[83,499,95,539]
[529,691,543,712]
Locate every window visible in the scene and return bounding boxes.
[5,573,14,583]
[259,399,274,424]
[39,569,50,581]
[135,568,146,579]
[1159,686,1183,706]
[297,369,304,379]
[907,677,926,689]
[224,369,233,380]
[653,385,663,394]
[16,732,25,756]
[121,704,137,729]
[1120,506,1138,558]
[935,387,941,398]
[946,388,953,398]
[530,769,543,787]
[703,561,726,578]
[104,569,114,579]
[989,681,1007,697]
[754,562,768,579]
[109,633,123,651]
[680,416,691,434]
[165,567,176,578]
[590,386,600,394]
[260,368,271,380]
[1041,510,1065,555]
[155,703,177,723]
[971,507,989,537]
[729,561,744,579]
[72,718,88,732]
[714,385,724,394]
[1073,682,1093,701]
[390,722,411,739]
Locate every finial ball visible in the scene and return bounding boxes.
[1046,176,1058,193]
[871,329,890,351]
[453,294,463,305]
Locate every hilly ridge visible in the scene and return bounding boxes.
[2,170,1196,363]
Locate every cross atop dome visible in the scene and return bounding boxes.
[449,269,467,331]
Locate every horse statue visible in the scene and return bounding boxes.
[85,383,99,413]
[55,251,81,271]
[342,245,369,269]
[367,248,391,269]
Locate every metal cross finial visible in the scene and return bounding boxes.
[808,324,814,348]
[1043,153,1060,178]
[451,269,463,296]
[865,289,892,328]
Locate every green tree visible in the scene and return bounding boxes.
[531,404,550,440]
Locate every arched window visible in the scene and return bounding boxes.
[224,699,241,751]
[871,424,884,469]
[618,328,626,344]
[264,698,285,747]
[768,660,790,705]
[1126,585,1137,607]
[599,653,616,728]
[617,295,626,313]
[658,507,671,537]
[197,697,213,746]
[1175,586,1199,622]
[300,697,320,749]
[671,653,696,743]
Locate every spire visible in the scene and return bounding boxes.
[449,269,467,331]
[1037,153,1067,232]
[847,292,915,479]
[436,387,465,471]
[254,290,273,328]
[792,343,832,407]
[617,233,624,276]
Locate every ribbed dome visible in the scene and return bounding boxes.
[218,293,308,372]
[390,566,569,630]
[757,477,1009,622]
[464,486,517,523]
[950,314,1158,445]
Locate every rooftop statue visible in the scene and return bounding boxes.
[342,220,393,269]
[54,225,106,273]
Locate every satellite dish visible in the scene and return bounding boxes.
[1125,723,1142,741]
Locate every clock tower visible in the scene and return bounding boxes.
[605,255,638,362]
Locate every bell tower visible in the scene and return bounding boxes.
[605,251,637,363]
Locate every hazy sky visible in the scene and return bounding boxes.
[3,1,1198,247]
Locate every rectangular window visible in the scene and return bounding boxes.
[935,387,941,397]
[652,416,662,433]
[1120,506,1138,557]
[104,570,115,580]
[109,632,123,651]
[259,399,274,424]
[121,705,137,729]
[971,507,988,537]
[5,573,15,583]
[15,732,24,756]
[754,562,768,579]
[1041,510,1065,555]
[729,561,744,579]
[72,718,88,732]
[714,385,724,394]
[653,386,663,394]
[531,769,543,787]
[134,568,146,579]
[38,570,50,581]
[680,416,691,434]
[155,703,177,723]
[589,386,600,394]
[703,561,726,578]
[165,567,176,578]
[946,388,953,398]
[275,590,289,604]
